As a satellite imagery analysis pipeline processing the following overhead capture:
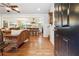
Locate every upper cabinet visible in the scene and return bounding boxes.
[54,3,79,27]
[54,3,70,27]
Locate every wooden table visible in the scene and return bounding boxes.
[27,28,39,36]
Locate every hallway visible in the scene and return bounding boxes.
[1,35,54,56]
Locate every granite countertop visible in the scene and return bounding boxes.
[55,26,79,39]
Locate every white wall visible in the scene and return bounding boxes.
[0,16,1,28]
[0,15,3,28]
[49,4,55,45]
[0,14,49,37]
[49,24,54,45]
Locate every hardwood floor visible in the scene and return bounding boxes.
[0,35,54,56]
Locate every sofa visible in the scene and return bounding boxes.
[4,29,30,52]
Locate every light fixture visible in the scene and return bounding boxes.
[2,3,20,13]
[37,8,40,11]
[5,7,11,12]
[5,7,11,10]
[14,7,19,11]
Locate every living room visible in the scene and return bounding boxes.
[0,3,54,56]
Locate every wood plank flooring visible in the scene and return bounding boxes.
[0,35,54,56]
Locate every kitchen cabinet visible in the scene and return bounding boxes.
[54,31,63,56]
[54,3,79,56]
[55,28,79,56]
[55,29,69,56]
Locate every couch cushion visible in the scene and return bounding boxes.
[11,30,23,36]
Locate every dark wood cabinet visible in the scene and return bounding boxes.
[54,32,63,55]
[62,37,69,55]
[54,3,79,56]
[55,30,69,56]
[55,28,79,56]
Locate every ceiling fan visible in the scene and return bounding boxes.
[0,3,20,13]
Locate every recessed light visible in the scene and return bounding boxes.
[37,8,40,11]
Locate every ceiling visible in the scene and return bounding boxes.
[0,3,53,14]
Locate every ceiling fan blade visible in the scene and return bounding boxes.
[1,3,10,7]
[0,3,20,13]
[12,8,20,13]
[0,5,4,7]
[0,4,4,7]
